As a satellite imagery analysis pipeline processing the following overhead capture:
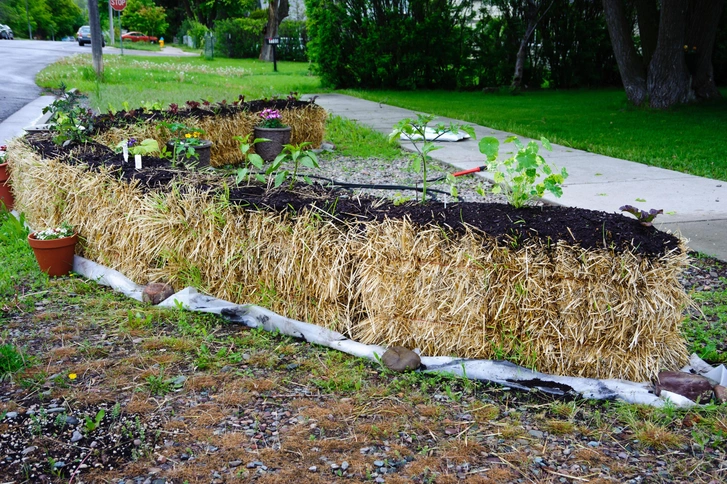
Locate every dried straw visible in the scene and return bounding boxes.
[6,137,690,381]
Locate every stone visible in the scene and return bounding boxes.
[142,283,175,305]
[71,431,83,442]
[714,385,727,403]
[381,346,421,372]
[655,371,714,402]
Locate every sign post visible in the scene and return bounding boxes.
[266,37,280,72]
[110,0,126,54]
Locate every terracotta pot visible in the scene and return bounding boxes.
[0,162,13,210]
[254,126,292,162]
[28,232,78,277]
[167,140,213,168]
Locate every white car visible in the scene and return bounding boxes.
[0,24,13,40]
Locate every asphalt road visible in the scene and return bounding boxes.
[0,40,91,123]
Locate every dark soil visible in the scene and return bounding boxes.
[24,135,680,257]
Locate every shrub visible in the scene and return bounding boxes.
[305,0,471,89]
[277,20,308,62]
[214,17,267,59]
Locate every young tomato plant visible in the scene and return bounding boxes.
[389,114,475,202]
[479,135,568,208]
[265,142,319,189]
[233,134,266,184]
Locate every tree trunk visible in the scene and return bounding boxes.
[260,0,290,62]
[633,0,659,68]
[647,0,692,108]
[510,0,552,90]
[686,0,724,100]
[602,0,647,105]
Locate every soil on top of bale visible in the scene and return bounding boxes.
[90,97,315,133]
[24,135,681,258]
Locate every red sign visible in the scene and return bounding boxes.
[110,0,126,11]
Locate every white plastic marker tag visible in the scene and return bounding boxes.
[135,154,142,170]
[122,142,129,163]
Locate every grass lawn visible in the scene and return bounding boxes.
[343,88,727,181]
[36,54,323,114]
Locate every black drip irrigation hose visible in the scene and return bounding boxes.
[240,165,489,202]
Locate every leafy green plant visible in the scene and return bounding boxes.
[116,138,161,157]
[233,134,266,184]
[42,84,94,146]
[265,142,320,189]
[389,114,475,202]
[479,136,568,208]
[620,205,664,227]
[84,409,105,433]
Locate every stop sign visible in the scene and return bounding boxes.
[110,0,126,11]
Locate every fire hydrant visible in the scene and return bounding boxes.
[159,37,164,48]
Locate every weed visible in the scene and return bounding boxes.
[0,344,27,380]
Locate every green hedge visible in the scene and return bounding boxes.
[214,17,267,59]
[305,0,468,89]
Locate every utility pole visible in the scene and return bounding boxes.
[25,0,32,40]
[108,0,115,45]
[88,0,103,78]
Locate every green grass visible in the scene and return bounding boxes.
[116,40,161,52]
[36,55,323,113]
[683,285,727,363]
[343,88,727,181]
[0,209,47,301]
[323,115,402,160]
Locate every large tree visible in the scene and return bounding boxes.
[260,0,289,61]
[602,0,724,108]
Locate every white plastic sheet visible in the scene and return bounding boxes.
[71,254,713,408]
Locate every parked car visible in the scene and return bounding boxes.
[0,24,13,40]
[76,25,105,47]
[121,31,158,43]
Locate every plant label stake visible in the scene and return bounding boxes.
[122,141,128,163]
[135,154,142,170]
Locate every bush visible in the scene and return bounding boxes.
[214,17,267,59]
[306,0,471,89]
[177,18,208,48]
[277,20,308,62]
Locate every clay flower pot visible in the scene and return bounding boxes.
[28,232,78,277]
[0,162,14,210]
[254,126,292,162]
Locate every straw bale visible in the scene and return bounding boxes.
[91,104,327,168]
[347,218,690,381]
[7,137,690,381]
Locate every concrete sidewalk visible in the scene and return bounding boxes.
[310,93,727,261]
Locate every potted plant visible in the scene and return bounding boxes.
[160,122,213,168]
[253,109,291,162]
[28,222,78,277]
[0,145,13,210]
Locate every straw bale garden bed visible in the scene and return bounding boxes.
[5,99,690,383]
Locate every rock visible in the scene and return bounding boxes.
[655,371,714,402]
[714,385,727,403]
[341,461,350,471]
[381,346,421,372]
[142,283,175,305]
[229,460,242,468]
[374,460,385,467]
[308,466,317,472]
[528,429,544,439]
[5,411,18,419]
[71,431,83,442]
